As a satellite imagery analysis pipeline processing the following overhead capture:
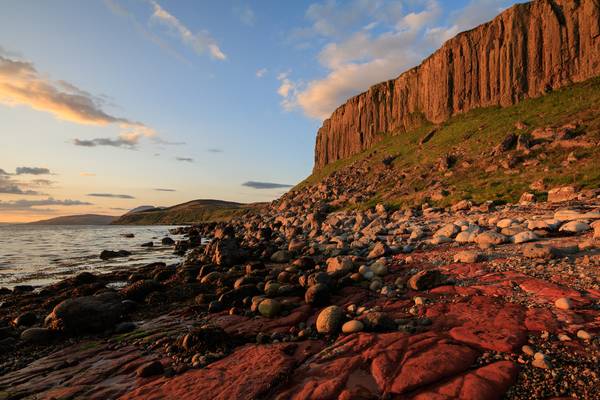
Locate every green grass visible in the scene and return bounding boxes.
[297,77,600,208]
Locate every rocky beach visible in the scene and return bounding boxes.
[1,0,600,398]
[1,179,599,399]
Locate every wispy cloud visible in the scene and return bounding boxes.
[175,157,193,162]
[207,148,223,153]
[150,0,227,61]
[0,170,51,195]
[256,68,268,78]
[282,0,512,120]
[154,188,176,192]
[87,193,135,199]
[15,167,51,175]
[0,198,92,210]
[0,51,160,145]
[73,135,140,149]
[242,181,293,189]
[233,5,256,27]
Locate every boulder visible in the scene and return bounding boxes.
[326,257,353,275]
[316,306,344,334]
[547,186,578,203]
[45,293,125,334]
[99,250,131,260]
[408,270,443,291]
[475,231,507,246]
[559,221,591,234]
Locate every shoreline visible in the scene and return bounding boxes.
[1,193,599,399]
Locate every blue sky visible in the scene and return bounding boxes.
[0,0,520,222]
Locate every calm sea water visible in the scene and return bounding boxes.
[0,225,186,289]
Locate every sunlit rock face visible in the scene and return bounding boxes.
[314,0,600,170]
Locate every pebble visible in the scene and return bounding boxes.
[555,297,573,310]
[522,345,535,356]
[577,330,593,340]
[341,320,364,334]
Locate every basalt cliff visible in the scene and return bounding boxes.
[314,0,600,170]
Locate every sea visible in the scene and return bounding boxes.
[0,225,186,289]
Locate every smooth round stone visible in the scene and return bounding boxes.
[371,263,388,276]
[577,330,593,340]
[20,328,54,344]
[264,282,280,297]
[316,305,344,334]
[341,320,364,334]
[555,297,573,310]
[369,280,383,291]
[358,265,371,275]
[258,299,281,318]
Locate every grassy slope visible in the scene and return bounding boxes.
[298,77,600,208]
[113,200,263,225]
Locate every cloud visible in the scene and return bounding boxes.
[87,193,135,199]
[80,172,96,177]
[256,68,267,78]
[234,5,256,27]
[0,184,42,195]
[0,171,49,195]
[15,167,51,175]
[0,198,92,210]
[242,181,293,189]
[154,188,176,192]
[207,148,223,153]
[176,157,193,162]
[73,134,140,149]
[283,0,513,120]
[0,52,160,145]
[150,1,227,60]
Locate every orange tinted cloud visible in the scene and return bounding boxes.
[0,54,156,138]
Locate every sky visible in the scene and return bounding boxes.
[0,0,521,222]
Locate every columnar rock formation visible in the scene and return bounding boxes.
[314,0,600,170]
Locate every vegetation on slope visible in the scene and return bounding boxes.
[298,77,600,208]
[112,199,263,225]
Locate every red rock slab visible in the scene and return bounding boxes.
[427,296,527,353]
[211,304,312,336]
[121,341,321,400]
[409,361,518,400]
[273,332,481,399]
[0,343,156,400]
[518,278,588,305]
[524,307,560,332]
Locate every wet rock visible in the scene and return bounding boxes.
[121,280,162,302]
[44,292,125,334]
[316,305,344,334]
[100,250,131,260]
[141,241,154,247]
[304,283,330,306]
[13,285,35,294]
[114,321,137,334]
[13,311,37,327]
[20,327,54,344]
[136,360,164,378]
[161,237,175,245]
[408,270,443,291]
[210,238,242,266]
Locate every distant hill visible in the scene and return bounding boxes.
[125,205,162,214]
[113,199,265,225]
[28,214,117,225]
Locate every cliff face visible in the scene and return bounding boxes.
[314,0,600,170]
